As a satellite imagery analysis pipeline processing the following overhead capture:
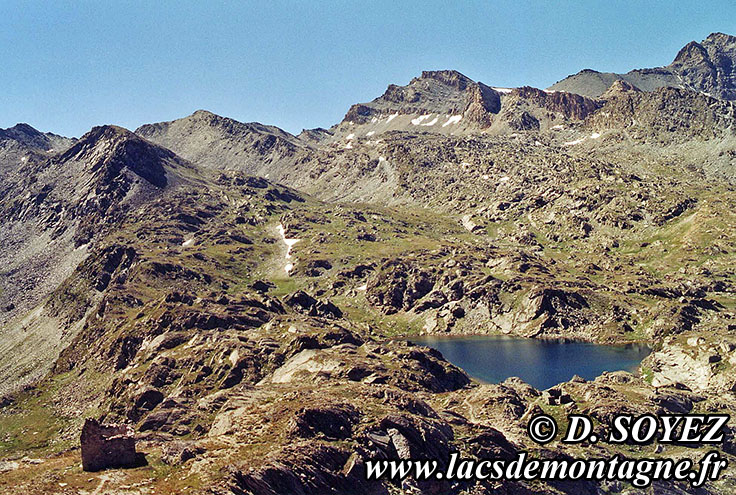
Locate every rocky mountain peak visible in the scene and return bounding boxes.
[704,31,736,47]
[4,122,42,138]
[411,70,475,90]
[138,109,299,143]
[191,109,217,118]
[186,109,234,128]
[669,32,736,99]
[0,123,74,154]
[340,69,502,130]
[0,123,48,150]
[58,125,177,189]
[672,40,711,65]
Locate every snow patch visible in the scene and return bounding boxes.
[411,115,432,125]
[279,223,300,275]
[346,133,355,140]
[182,237,195,247]
[386,113,399,123]
[442,115,462,127]
[421,116,439,126]
[564,137,586,146]
[357,284,367,291]
[551,124,564,130]
[278,223,300,260]
[492,87,513,94]
[590,132,601,139]
[366,131,375,136]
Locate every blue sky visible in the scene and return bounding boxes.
[2,1,735,137]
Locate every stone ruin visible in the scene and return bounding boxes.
[80,418,137,472]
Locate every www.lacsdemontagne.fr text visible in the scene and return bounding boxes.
[365,451,727,488]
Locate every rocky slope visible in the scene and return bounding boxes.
[550,32,736,100]
[0,125,198,396]
[136,110,307,176]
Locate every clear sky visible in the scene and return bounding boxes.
[2,1,735,137]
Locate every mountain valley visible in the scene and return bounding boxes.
[2,33,736,495]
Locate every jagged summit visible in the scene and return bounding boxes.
[675,32,736,64]
[704,31,736,43]
[191,108,216,117]
[7,124,191,239]
[71,124,133,142]
[2,123,44,140]
[670,32,736,99]
[340,69,501,129]
[3,123,193,242]
[550,32,736,100]
[0,123,75,174]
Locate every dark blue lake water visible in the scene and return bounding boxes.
[411,335,651,390]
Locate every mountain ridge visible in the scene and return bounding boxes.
[550,32,736,99]
[135,109,306,178]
